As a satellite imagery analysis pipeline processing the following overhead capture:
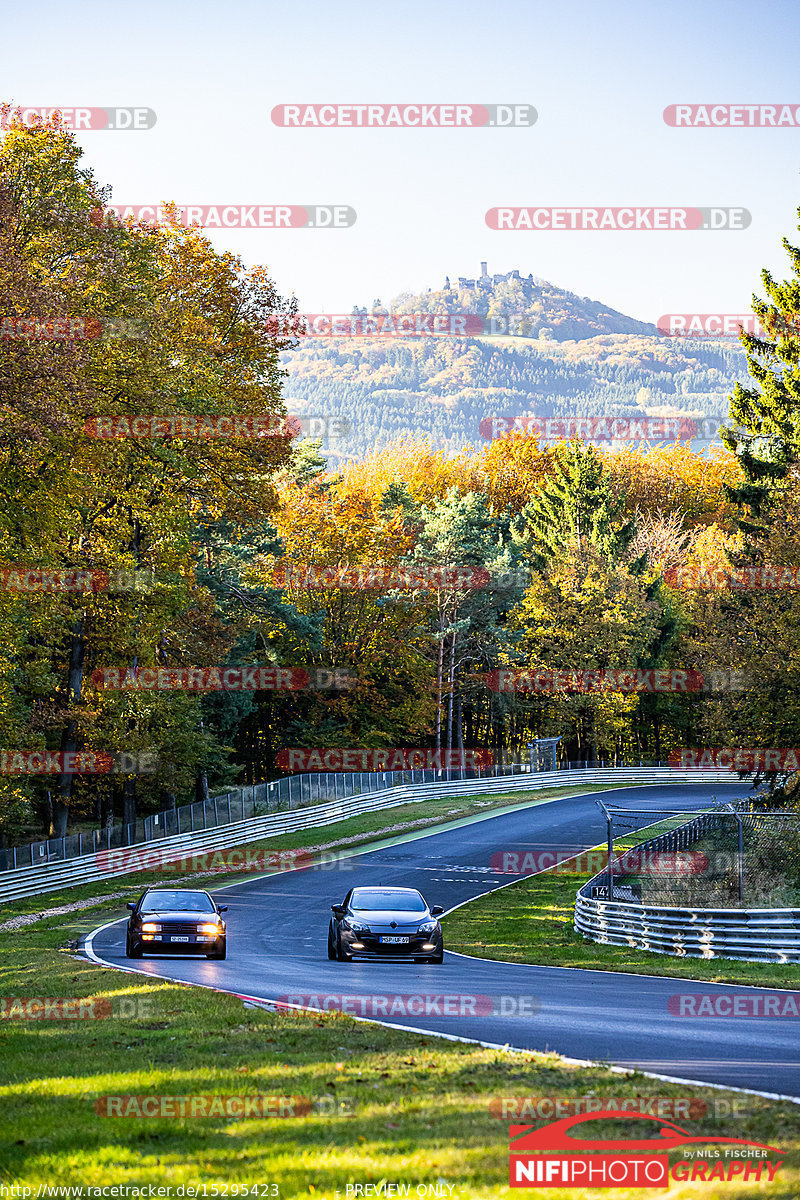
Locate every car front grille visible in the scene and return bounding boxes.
[150,922,207,936]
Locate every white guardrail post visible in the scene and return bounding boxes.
[1,767,735,905]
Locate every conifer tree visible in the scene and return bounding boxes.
[722,209,800,538]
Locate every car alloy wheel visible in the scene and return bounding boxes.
[336,934,352,962]
[126,932,143,959]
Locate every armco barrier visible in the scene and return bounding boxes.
[0,767,735,904]
[4,760,550,870]
[574,811,800,963]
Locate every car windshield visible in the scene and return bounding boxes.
[140,891,215,913]
[351,890,427,912]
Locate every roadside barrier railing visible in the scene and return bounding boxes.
[574,804,800,963]
[0,757,672,872]
[0,766,736,904]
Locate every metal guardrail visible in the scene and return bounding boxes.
[0,767,735,905]
[574,810,800,963]
[4,759,560,871]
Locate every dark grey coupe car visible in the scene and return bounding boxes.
[126,887,227,959]
[328,885,444,963]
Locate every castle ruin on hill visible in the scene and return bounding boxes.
[445,262,540,290]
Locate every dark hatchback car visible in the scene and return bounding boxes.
[126,888,228,959]
[328,886,444,963]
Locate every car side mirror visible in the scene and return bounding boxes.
[126,902,136,912]
[218,906,228,913]
[331,905,346,917]
[430,905,444,916]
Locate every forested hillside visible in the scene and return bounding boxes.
[284,272,746,461]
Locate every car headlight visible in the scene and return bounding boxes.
[342,919,369,933]
[417,920,438,934]
[198,923,220,934]
[141,923,161,933]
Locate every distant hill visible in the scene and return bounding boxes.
[282,266,746,462]
[392,264,659,341]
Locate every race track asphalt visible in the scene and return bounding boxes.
[84,782,800,1099]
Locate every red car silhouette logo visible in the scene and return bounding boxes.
[510,1110,781,1154]
[509,1112,784,1188]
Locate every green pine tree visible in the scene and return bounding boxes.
[514,441,640,568]
[722,209,800,538]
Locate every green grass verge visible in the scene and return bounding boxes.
[1,913,798,1195]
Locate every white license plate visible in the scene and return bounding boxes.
[170,936,190,942]
[380,936,409,944]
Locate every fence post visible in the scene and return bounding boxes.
[606,811,614,899]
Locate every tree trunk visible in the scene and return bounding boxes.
[122,778,136,843]
[435,612,445,754]
[119,512,144,835]
[196,770,210,806]
[103,789,115,830]
[446,629,456,766]
[53,619,86,837]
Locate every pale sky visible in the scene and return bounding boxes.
[2,0,799,324]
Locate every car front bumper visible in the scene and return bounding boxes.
[132,928,225,953]
[340,930,442,956]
